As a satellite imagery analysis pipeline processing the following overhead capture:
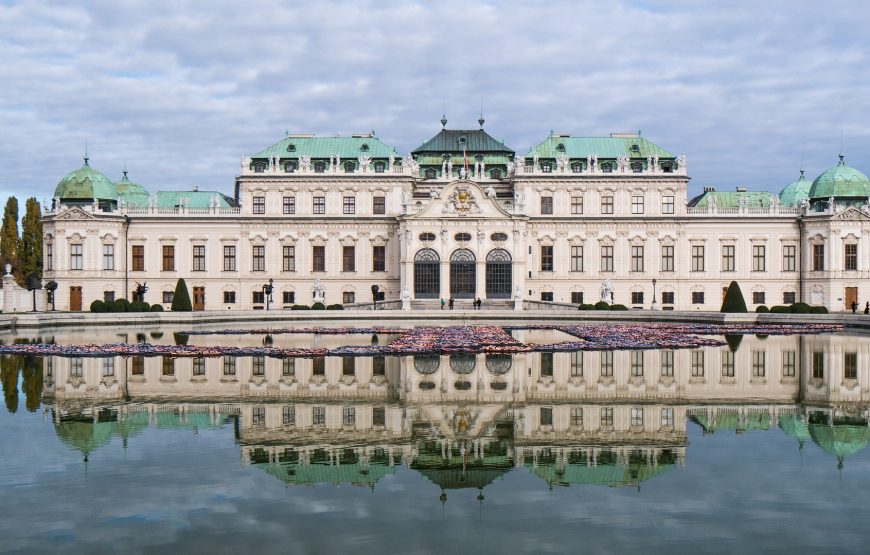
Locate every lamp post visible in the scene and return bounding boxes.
[371,284,380,311]
[651,278,658,311]
[45,281,58,311]
[26,273,41,312]
[263,279,274,310]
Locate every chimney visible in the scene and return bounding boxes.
[703,186,716,193]
[736,186,747,192]
[192,185,199,192]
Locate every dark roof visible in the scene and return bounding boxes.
[413,129,514,155]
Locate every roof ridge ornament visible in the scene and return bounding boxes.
[478,98,484,129]
[83,138,89,166]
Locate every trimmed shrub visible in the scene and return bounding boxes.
[89,300,107,313]
[150,304,164,312]
[770,305,790,314]
[171,279,192,311]
[725,334,743,352]
[173,332,189,346]
[578,303,597,311]
[789,302,812,314]
[111,299,129,312]
[609,304,629,311]
[141,302,150,312]
[129,301,144,312]
[311,302,326,310]
[720,281,748,313]
[594,301,610,310]
[326,304,344,310]
[810,305,829,314]
[755,305,769,313]
[291,304,310,310]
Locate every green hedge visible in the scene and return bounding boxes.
[326,304,344,310]
[770,305,790,313]
[291,304,310,310]
[171,278,192,311]
[594,301,610,310]
[755,305,769,313]
[721,281,748,313]
[810,305,829,314]
[578,303,597,311]
[789,302,812,314]
[150,304,164,312]
[311,302,326,310]
[90,300,108,312]
[609,304,629,311]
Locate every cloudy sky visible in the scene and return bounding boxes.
[1,0,868,204]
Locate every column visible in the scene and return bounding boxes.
[476,258,486,300]
[440,260,450,300]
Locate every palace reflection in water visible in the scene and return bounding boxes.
[18,331,870,494]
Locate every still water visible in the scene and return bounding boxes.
[1,324,870,554]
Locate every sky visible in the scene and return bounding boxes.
[1,0,869,204]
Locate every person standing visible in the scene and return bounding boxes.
[449,297,454,310]
[440,298,445,310]
[864,301,869,315]
[852,301,858,314]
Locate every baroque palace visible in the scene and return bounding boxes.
[42,117,870,311]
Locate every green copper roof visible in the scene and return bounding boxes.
[524,135,675,160]
[252,135,399,160]
[778,171,811,206]
[412,128,514,155]
[260,460,396,487]
[778,413,811,445]
[54,159,118,201]
[55,418,116,456]
[115,172,150,197]
[530,461,673,488]
[809,422,870,460]
[120,190,234,209]
[808,155,870,200]
[688,191,773,209]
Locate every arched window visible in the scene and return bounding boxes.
[287,144,296,152]
[344,161,355,173]
[485,354,512,374]
[414,249,440,299]
[556,143,566,152]
[490,168,502,179]
[485,249,512,299]
[541,162,552,173]
[450,249,476,299]
[450,354,476,374]
[314,161,326,173]
[631,161,643,173]
[360,143,370,152]
[374,161,385,173]
[571,162,583,173]
[284,162,296,173]
[414,355,440,374]
[425,168,437,179]
[601,162,613,173]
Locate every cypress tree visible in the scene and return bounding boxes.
[171,278,192,311]
[0,196,20,274]
[720,281,748,313]
[19,198,42,283]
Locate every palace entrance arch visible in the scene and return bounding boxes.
[414,249,440,299]
[450,249,476,299]
[485,249,512,299]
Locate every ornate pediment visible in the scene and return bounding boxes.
[443,186,482,216]
[53,206,99,221]
[407,180,511,219]
[832,206,870,221]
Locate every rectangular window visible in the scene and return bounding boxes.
[313,406,325,425]
[70,358,83,377]
[282,196,295,214]
[163,291,174,304]
[132,245,144,271]
[342,357,355,376]
[662,291,675,305]
[539,353,554,377]
[534,406,553,428]
[630,351,644,376]
[571,196,584,214]
[722,245,735,272]
[162,357,175,376]
[752,291,765,304]
[282,291,295,304]
[46,243,53,271]
[813,244,824,271]
[845,244,858,271]
[631,407,644,427]
[631,291,644,305]
[104,291,115,303]
[252,356,265,376]
[601,195,614,214]
[343,196,356,215]
[600,351,613,377]
[162,245,175,271]
[541,196,553,215]
[70,244,83,270]
[662,195,675,214]
[691,351,705,377]
[661,350,674,377]
[541,291,554,301]
[373,357,386,376]
[223,245,236,272]
[600,245,614,272]
[313,196,325,215]
[223,291,235,304]
[372,245,386,272]
[845,352,858,380]
[782,350,796,377]
[661,408,674,428]
[752,351,766,377]
[282,358,295,376]
[373,196,386,215]
[752,245,766,272]
[223,357,236,376]
[571,292,584,304]
[312,246,325,272]
[102,244,115,270]
[342,406,356,426]
[631,245,644,272]
[192,245,206,271]
[811,351,823,378]
[570,245,584,272]
[782,245,796,272]
[570,407,583,427]
[252,245,265,272]
[570,352,584,377]
[282,245,296,272]
[540,245,554,272]
[252,291,265,304]
[343,291,355,304]
[661,245,674,272]
[282,406,296,426]
[131,356,144,376]
[253,196,265,214]
[312,357,325,376]
[342,246,355,272]
[631,196,644,214]
[192,357,205,376]
[692,291,705,304]
[600,407,613,427]
[102,358,114,377]
[372,407,386,426]
[691,245,705,272]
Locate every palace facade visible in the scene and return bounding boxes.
[41,119,870,311]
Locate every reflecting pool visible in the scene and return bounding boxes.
[2,325,870,553]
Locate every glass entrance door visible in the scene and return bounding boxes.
[450,249,476,299]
